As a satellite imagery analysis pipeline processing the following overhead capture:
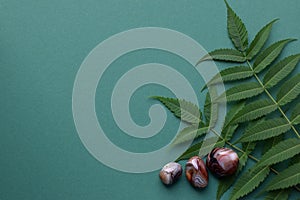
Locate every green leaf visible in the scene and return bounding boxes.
[277,74,300,106]
[237,118,291,143]
[290,154,300,166]
[237,153,248,173]
[232,99,277,124]
[204,87,218,127]
[176,137,224,161]
[264,189,290,200]
[204,91,211,123]
[221,124,238,142]
[264,54,300,88]
[152,96,202,124]
[238,142,256,172]
[217,82,264,102]
[217,175,236,200]
[197,48,246,64]
[172,126,209,145]
[204,66,253,89]
[175,140,204,161]
[198,137,226,158]
[262,134,284,155]
[265,162,300,191]
[256,138,300,168]
[229,165,270,200]
[291,102,300,125]
[245,117,266,136]
[253,39,296,73]
[289,155,300,188]
[222,102,245,130]
[246,19,278,60]
[242,142,256,155]
[225,0,248,51]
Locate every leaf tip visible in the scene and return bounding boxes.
[150,96,162,101]
[201,84,208,92]
[196,55,212,66]
[267,18,279,26]
[224,0,230,8]
[268,18,279,24]
[284,38,298,45]
[195,60,202,66]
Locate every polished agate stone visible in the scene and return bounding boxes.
[159,162,182,185]
[206,147,239,177]
[185,156,208,188]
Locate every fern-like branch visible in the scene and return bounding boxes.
[245,60,300,138]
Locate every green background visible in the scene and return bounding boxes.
[1,0,300,199]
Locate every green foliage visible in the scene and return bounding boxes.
[198,137,226,158]
[216,176,236,200]
[262,134,283,155]
[237,118,291,143]
[263,54,300,88]
[264,189,290,200]
[217,143,255,200]
[229,165,270,200]
[225,0,248,51]
[203,66,253,89]
[151,96,202,124]
[253,39,295,73]
[222,101,245,130]
[221,124,238,142]
[265,162,300,191]
[217,82,264,102]
[204,90,212,123]
[246,19,278,60]
[175,140,203,161]
[256,139,300,168]
[276,74,300,106]
[290,154,300,166]
[203,86,218,127]
[197,48,246,63]
[154,1,300,199]
[232,99,277,124]
[291,103,300,125]
[175,137,224,161]
[172,125,209,145]
[242,142,256,155]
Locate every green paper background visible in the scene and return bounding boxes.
[1,0,300,199]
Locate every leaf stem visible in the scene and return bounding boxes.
[210,128,300,192]
[246,60,300,139]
